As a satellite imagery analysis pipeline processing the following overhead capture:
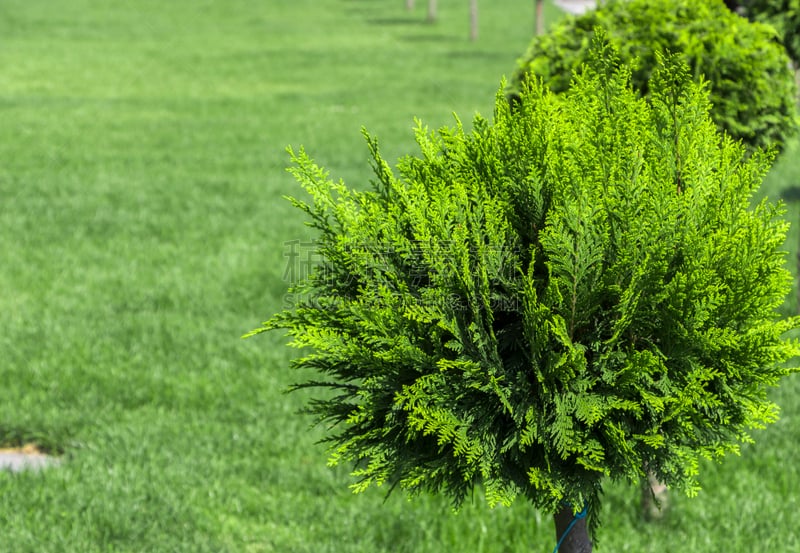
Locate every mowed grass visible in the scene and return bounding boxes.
[0,0,798,551]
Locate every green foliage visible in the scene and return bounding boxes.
[252,40,799,536]
[729,0,800,64]
[509,0,798,153]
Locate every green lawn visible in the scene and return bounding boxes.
[0,0,798,551]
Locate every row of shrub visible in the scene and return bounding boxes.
[509,0,798,153]
[725,0,800,63]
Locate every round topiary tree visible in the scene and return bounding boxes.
[508,0,798,153]
[249,38,799,551]
[726,0,800,65]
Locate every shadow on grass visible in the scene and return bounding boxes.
[398,32,454,43]
[780,185,800,202]
[446,49,515,62]
[367,17,428,26]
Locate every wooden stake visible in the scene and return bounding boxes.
[428,0,437,22]
[470,0,478,41]
[535,0,544,35]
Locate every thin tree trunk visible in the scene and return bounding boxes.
[553,506,593,553]
[427,0,437,22]
[535,0,545,35]
[406,0,415,10]
[641,470,669,521]
[469,0,478,41]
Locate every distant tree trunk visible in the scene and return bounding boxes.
[553,506,593,553]
[795,63,799,99]
[535,0,545,35]
[469,0,478,41]
[428,0,437,22]
[642,470,670,521]
[553,507,592,553]
[406,0,415,10]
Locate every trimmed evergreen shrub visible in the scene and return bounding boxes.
[250,39,799,539]
[728,0,800,64]
[509,0,798,152]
